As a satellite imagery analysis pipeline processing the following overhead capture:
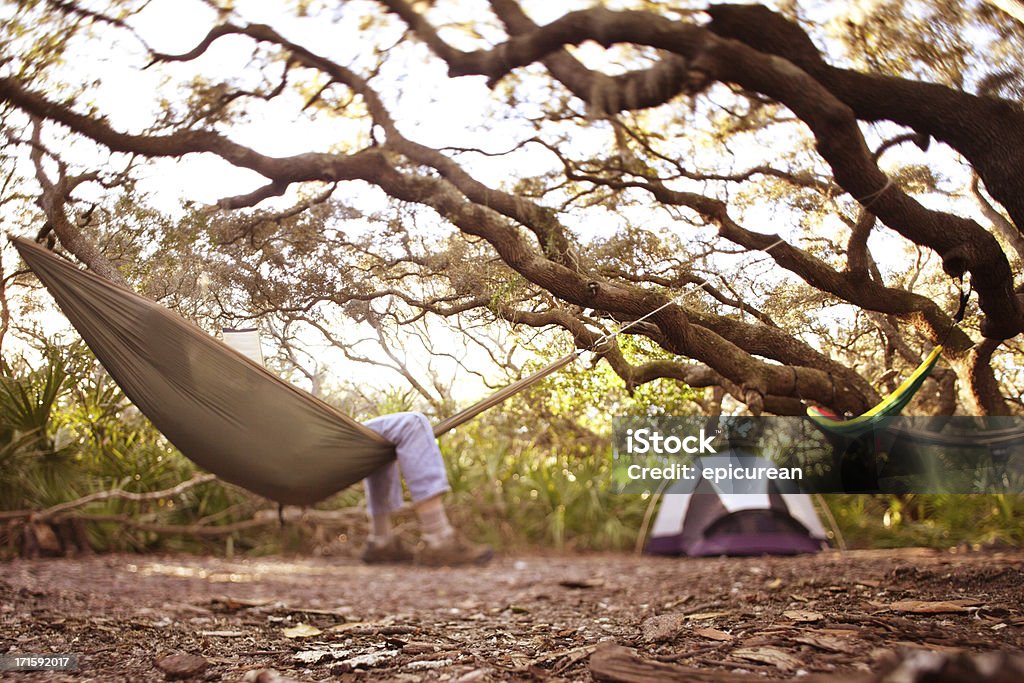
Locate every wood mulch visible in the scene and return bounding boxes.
[1,547,1022,681]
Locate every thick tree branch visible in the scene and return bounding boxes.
[149,20,581,266]
[706,3,1024,239]
[487,0,697,115]
[28,123,127,285]
[0,76,391,186]
[972,174,1024,263]
[386,3,1024,339]
[502,306,804,414]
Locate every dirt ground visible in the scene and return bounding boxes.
[1,547,1022,682]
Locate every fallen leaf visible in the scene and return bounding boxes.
[693,627,734,641]
[282,623,322,638]
[208,596,273,611]
[791,633,855,654]
[406,658,454,670]
[684,611,731,621]
[288,606,353,617]
[731,646,802,671]
[402,642,440,655]
[887,600,970,614]
[784,609,824,623]
[293,649,341,665]
[339,650,398,669]
[241,669,305,683]
[328,621,370,632]
[379,625,417,635]
[293,645,352,665]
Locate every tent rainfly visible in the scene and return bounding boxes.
[646,461,829,556]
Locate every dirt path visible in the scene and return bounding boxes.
[1,548,1022,681]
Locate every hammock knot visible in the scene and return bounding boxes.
[590,336,615,356]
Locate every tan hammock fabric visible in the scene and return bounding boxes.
[13,236,395,505]
[14,236,583,506]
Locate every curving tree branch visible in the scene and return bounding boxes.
[2,0,1019,417]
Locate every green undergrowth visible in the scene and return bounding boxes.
[825,493,1024,550]
[1,343,1021,557]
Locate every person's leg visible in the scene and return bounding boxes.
[362,411,450,506]
[357,461,412,563]
[413,491,454,546]
[360,411,445,562]
[359,412,450,560]
[362,461,403,543]
[362,412,491,565]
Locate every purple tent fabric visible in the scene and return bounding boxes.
[646,463,828,557]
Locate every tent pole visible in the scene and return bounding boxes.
[813,493,847,551]
[634,478,672,555]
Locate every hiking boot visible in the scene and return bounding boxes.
[360,536,414,564]
[414,533,494,567]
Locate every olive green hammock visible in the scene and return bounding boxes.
[806,345,943,438]
[12,236,580,506]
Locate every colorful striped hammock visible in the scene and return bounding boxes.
[806,346,943,438]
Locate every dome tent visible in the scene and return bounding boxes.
[646,458,828,557]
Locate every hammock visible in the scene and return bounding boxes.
[12,236,579,506]
[806,345,943,438]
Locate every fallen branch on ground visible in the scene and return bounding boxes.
[32,473,219,521]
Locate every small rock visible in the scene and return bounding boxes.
[155,653,208,680]
[241,669,305,683]
[640,613,688,642]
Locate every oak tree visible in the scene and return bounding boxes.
[1,0,1022,417]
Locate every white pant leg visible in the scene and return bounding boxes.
[361,411,450,516]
